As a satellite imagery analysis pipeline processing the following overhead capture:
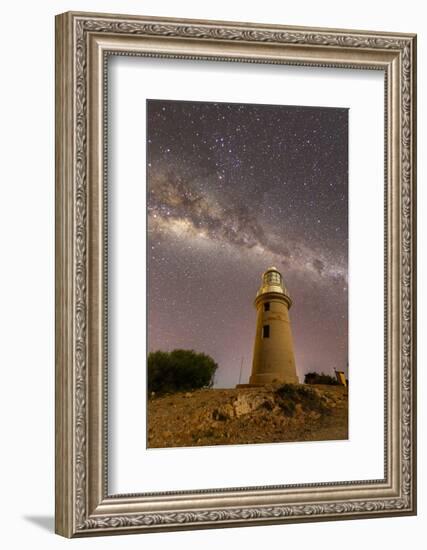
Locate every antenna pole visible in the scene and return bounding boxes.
[238,357,244,385]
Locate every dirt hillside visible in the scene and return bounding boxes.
[148,384,348,448]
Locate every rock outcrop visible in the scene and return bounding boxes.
[148,384,348,448]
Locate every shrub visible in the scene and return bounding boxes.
[274,384,328,416]
[304,371,338,385]
[147,349,218,394]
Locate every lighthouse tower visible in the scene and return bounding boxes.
[249,267,299,385]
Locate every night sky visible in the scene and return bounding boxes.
[147,99,348,388]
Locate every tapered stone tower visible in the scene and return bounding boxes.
[249,267,299,385]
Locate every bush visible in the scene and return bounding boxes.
[274,384,328,416]
[147,349,218,394]
[304,371,338,385]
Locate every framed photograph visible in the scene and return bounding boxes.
[55,11,417,537]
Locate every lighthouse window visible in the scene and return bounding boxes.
[264,302,270,312]
[262,325,270,338]
[267,272,281,285]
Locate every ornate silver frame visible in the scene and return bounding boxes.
[55,11,417,537]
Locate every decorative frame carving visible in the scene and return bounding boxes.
[55,11,416,537]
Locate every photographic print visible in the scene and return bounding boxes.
[147,99,349,448]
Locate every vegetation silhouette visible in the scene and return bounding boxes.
[304,371,338,385]
[148,349,218,394]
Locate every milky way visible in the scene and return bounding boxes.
[147,99,348,387]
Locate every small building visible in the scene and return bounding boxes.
[335,370,347,387]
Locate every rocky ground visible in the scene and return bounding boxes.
[147,384,348,448]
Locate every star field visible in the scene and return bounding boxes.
[147,99,348,387]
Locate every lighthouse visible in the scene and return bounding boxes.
[249,267,299,385]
